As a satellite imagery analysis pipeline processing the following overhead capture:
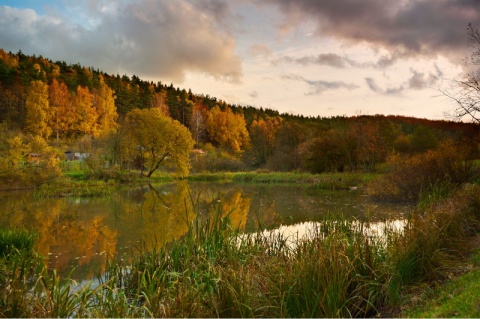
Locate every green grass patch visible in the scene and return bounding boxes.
[404,251,480,318]
[0,228,36,257]
[64,170,86,180]
[34,180,116,198]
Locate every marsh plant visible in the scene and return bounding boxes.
[1,184,480,317]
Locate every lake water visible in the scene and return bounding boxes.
[0,181,413,281]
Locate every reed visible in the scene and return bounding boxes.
[1,184,479,317]
[0,228,36,258]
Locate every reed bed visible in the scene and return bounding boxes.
[1,184,479,317]
[0,229,36,258]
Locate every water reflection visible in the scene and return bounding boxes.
[0,181,413,280]
[257,219,408,250]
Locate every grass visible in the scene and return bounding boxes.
[1,182,479,317]
[34,180,116,198]
[187,171,376,189]
[0,228,36,257]
[403,250,480,318]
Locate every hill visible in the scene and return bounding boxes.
[0,48,478,173]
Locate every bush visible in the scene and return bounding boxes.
[191,149,245,173]
[367,140,479,201]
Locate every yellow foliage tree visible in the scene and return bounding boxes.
[205,106,250,154]
[0,49,19,68]
[48,79,71,142]
[93,75,118,136]
[25,80,52,138]
[72,86,98,137]
[124,108,195,177]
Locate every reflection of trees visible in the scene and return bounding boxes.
[0,192,118,278]
[214,190,251,231]
[186,184,253,231]
[110,181,198,251]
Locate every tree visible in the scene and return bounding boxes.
[205,106,250,154]
[249,116,282,166]
[25,80,51,138]
[267,122,305,171]
[72,86,97,137]
[150,88,170,117]
[190,103,207,148]
[48,79,70,143]
[298,130,349,173]
[443,24,480,123]
[93,75,118,136]
[410,125,438,153]
[348,120,386,172]
[123,108,194,177]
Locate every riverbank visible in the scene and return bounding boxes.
[0,182,479,317]
[27,170,378,197]
[400,246,480,318]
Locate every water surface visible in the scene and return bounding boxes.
[0,181,413,280]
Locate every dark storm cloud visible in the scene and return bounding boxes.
[266,0,480,64]
[0,0,242,82]
[282,74,358,95]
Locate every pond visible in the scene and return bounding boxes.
[0,181,413,281]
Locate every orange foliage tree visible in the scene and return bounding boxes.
[205,105,250,154]
[48,79,71,142]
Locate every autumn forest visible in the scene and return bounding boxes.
[0,48,479,190]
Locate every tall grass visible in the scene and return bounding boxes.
[1,184,480,317]
[0,229,36,258]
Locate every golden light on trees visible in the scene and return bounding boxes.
[123,108,195,177]
[25,80,51,138]
[93,75,118,136]
[205,105,250,154]
[72,86,97,137]
[48,79,70,142]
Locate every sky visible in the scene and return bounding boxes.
[0,0,479,120]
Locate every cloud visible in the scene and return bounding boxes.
[272,52,406,69]
[282,74,358,95]
[265,0,480,65]
[365,66,441,95]
[249,44,273,57]
[273,53,359,68]
[0,1,242,82]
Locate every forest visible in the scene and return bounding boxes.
[0,48,479,194]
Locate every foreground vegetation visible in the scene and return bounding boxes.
[0,182,479,317]
[404,250,480,318]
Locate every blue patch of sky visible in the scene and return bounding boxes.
[0,0,64,14]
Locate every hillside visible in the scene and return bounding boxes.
[0,48,478,174]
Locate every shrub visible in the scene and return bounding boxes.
[367,140,479,201]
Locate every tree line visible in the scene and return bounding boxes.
[0,48,478,179]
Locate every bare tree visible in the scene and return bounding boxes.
[443,24,480,123]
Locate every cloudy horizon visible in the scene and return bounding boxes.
[0,0,479,120]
